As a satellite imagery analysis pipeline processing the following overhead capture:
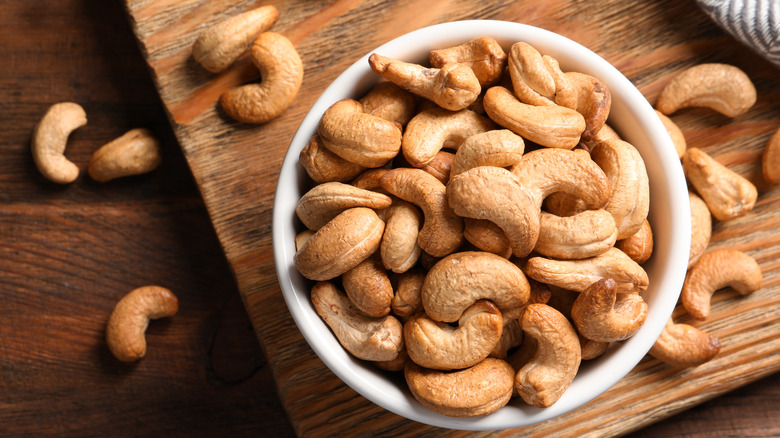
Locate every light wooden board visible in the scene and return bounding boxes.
[123,0,780,435]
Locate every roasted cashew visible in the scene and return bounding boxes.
[683,147,758,221]
[294,207,385,281]
[544,56,578,109]
[106,286,179,362]
[422,251,530,322]
[483,86,586,149]
[590,138,650,239]
[405,300,503,370]
[220,32,303,124]
[688,191,712,269]
[401,107,496,167]
[615,218,654,264]
[649,317,721,367]
[490,316,524,359]
[566,71,611,141]
[420,150,455,185]
[88,128,162,183]
[391,267,426,318]
[359,81,417,126]
[535,209,618,260]
[311,281,403,362]
[379,168,463,257]
[655,110,687,159]
[429,36,508,86]
[463,218,512,259]
[31,102,86,184]
[380,199,423,273]
[191,5,279,73]
[515,304,581,408]
[374,349,408,372]
[450,129,525,178]
[342,254,394,318]
[299,135,365,183]
[571,278,648,342]
[656,63,756,118]
[368,53,481,111]
[763,127,780,184]
[318,99,402,168]
[350,168,390,192]
[405,358,515,417]
[295,182,392,230]
[579,335,610,360]
[525,247,649,293]
[507,42,556,106]
[681,249,762,320]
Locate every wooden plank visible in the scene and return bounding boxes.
[122,0,780,436]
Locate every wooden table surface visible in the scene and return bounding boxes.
[1,0,778,437]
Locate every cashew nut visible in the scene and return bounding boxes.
[350,168,390,192]
[450,129,525,178]
[391,267,426,318]
[463,218,512,259]
[543,55,578,109]
[655,110,687,159]
[649,317,721,367]
[380,199,423,273]
[507,42,556,106]
[615,218,654,264]
[422,251,531,322]
[219,32,303,124]
[420,150,455,185]
[656,63,756,118]
[681,249,762,320]
[515,303,581,408]
[405,300,503,370]
[105,286,179,362]
[490,316,524,359]
[295,182,392,230]
[368,53,481,111]
[374,349,408,372]
[683,147,757,221]
[566,71,611,141]
[763,127,780,184]
[429,36,508,86]
[571,278,648,342]
[688,191,712,269]
[342,254,394,318]
[483,86,586,149]
[191,5,279,73]
[405,358,515,417]
[318,99,403,168]
[379,168,463,257]
[88,128,162,183]
[579,335,610,360]
[299,135,365,183]
[31,102,86,184]
[401,107,496,167]
[293,207,385,281]
[525,247,649,293]
[359,81,417,126]
[311,281,403,362]
[535,209,618,260]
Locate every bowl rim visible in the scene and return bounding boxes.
[273,19,691,431]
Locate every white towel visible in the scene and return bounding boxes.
[698,0,780,68]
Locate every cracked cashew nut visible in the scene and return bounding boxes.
[31,102,86,184]
[106,286,179,362]
[656,63,756,118]
[683,147,757,221]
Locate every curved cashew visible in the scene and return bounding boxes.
[420,150,455,185]
[535,209,618,260]
[293,207,385,281]
[682,249,762,320]
[299,135,365,183]
[88,128,162,183]
[106,286,179,362]
[656,63,756,118]
[368,53,481,111]
[688,192,712,269]
[31,102,86,184]
[544,56,578,109]
[359,81,417,126]
[350,168,390,192]
[655,110,687,159]
[220,32,303,124]
[515,304,581,408]
[483,86,586,149]
[579,335,609,360]
[649,317,721,367]
[191,5,279,73]
[401,107,496,167]
[380,199,423,273]
[508,42,556,105]
[590,138,650,239]
[405,358,514,417]
[317,99,402,168]
[295,182,392,230]
[763,127,780,184]
[683,147,757,221]
[525,247,649,293]
[405,300,503,370]
[342,254,394,318]
[615,218,654,264]
[566,72,611,141]
[391,267,426,318]
[379,168,463,257]
[571,278,648,342]
[463,218,512,259]
[450,129,525,178]
[311,281,403,362]
[429,36,508,86]
[421,251,530,322]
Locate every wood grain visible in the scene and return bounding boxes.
[121,0,780,436]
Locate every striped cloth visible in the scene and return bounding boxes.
[697,0,780,68]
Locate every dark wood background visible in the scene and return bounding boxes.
[0,0,777,436]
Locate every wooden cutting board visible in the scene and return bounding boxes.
[122,0,780,435]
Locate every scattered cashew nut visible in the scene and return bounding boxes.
[683,147,757,221]
[649,317,721,367]
[656,63,756,118]
[655,110,687,159]
[571,278,648,342]
[763,126,780,184]
[688,191,712,269]
[88,128,162,183]
[31,102,87,184]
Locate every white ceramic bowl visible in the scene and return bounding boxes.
[273,20,690,430]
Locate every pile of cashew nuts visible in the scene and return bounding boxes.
[293,36,660,416]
